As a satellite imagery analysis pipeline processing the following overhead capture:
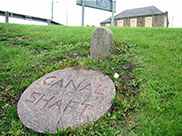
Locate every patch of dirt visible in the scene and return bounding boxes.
[121,62,139,97]
[20,36,35,40]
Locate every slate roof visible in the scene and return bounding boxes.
[101,6,164,23]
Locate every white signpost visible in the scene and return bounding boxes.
[77,0,116,26]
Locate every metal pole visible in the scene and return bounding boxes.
[5,11,9,23]
[82,0,85,26]
[51,0,54,20]
[66,2,68,25]
[111,0,114,26]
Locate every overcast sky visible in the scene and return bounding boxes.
[0,0,181,27]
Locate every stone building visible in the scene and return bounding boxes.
[100,6,169,27]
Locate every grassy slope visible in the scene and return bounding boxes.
[113,27,182,135]
[0,23,182,136]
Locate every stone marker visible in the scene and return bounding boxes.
[91,27,113,60]
[18,68,115,134]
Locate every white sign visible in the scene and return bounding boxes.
[77,0,116,12]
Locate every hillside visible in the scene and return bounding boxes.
[0,23,182,136]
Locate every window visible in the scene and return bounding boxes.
[105,23,111,26]
[164,17,167,27]
[117,20,123,27]
[145,17,152,27]
[130,18,137,27]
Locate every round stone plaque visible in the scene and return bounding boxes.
[18,68,115,134]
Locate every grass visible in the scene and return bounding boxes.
[0,23,182,136]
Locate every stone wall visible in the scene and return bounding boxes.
[100,13,168,27]
[152,14,167,27]
[123,18,130,27]
[137,16,145,27]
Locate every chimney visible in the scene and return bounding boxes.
[165,11,169,27]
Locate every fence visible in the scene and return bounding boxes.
[0,10,61,25]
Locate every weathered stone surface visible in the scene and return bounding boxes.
[90,27,113,60]
[18,68,115,134]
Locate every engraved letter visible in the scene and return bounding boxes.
[65,80,82,90]
[80,103,93,116]
[48,99,62,112]
[35,94,55,107]
[79,83,92,92]
[25,92,42,103]
[43,76,56,85]
[94,84,103,95]
[50,79,64,88]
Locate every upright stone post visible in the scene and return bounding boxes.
[90,27,113,60]
[5,11,9,23]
